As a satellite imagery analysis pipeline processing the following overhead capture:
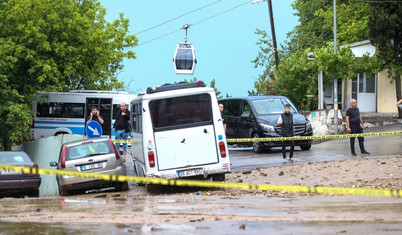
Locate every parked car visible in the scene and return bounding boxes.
[0,151,41,197]
[219,96,313,153]
[50,138,128,196]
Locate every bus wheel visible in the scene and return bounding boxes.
[55,132,68,136]
[146,184,162,194]
[212,174,225,182]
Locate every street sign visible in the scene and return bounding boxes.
[86,121,102,138]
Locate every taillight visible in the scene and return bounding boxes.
[61,146,67,168]
[148,151,155,168]
[219,141,227,158]
[108,139,120,159]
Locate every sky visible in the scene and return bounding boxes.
[99,0,298,97]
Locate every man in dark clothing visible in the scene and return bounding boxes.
[346,99,370,156]
[277,104,295,163]
[219,103,226,132]
[113,102,130,162]
[86,107,104,125]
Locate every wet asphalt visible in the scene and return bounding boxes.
[229,124,402,171]
[0,124,401,234]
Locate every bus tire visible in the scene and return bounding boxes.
[146,184,162,194]
[54,132,68,136]
[212,173,225,182]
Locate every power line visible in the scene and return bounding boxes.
[135,0,224,35]
[191,0,251,27]
[135,0,251,47]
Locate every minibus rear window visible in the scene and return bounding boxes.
[149,94,213,129]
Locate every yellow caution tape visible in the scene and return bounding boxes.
[112,131,402,143]
[0,164,400,198]
[227,131,402,142]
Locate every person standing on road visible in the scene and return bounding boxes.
[219,103,226,132]
[397,99,402,109]
[277,104,295,163]
[346,99,370,156]
[86,107,104,125]
[113,102,130,162]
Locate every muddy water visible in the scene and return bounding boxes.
[1,193,401,234]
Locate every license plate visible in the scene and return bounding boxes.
[0,169,22,175]
[177,168,204,178]
[80,163,103,171]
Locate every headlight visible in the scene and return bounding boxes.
[306,121,312,131]
[260,123,275,134]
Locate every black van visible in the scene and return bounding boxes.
[219,96,313,153]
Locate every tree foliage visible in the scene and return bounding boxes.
[250,0,382,111]
[316,0,371,45]
[0,0,138,149]
[367,1,402,117]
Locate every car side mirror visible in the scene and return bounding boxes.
[49,161,58,167]
[241,113,250,119]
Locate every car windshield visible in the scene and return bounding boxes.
[251,98,298,115]
[66,141,113,160]
[0,152,32,164]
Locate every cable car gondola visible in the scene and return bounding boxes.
[173,24,197,75]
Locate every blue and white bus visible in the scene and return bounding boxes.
[31,90,136,140]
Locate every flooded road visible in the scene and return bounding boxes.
[1,193,401,234]
[230,124,402,170]
[1,124,401,234]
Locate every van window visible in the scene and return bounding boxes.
[251,99,298,115]
[222,100,240,117]
[241,101,251,116]
[149,94,212,130]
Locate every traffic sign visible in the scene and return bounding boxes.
[86,121,102,138]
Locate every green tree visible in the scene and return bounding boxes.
[0,0,137,150]
[367,1,402,118]
[251,0,381,112]
[316,0,371,45]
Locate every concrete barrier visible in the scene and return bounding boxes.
[304,110,345,136]
[13,135,86,196]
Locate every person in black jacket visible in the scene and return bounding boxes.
[113,102,130,162]
[277,104,295,163]
[346,99,370,156]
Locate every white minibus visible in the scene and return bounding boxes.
[130,81,230,191]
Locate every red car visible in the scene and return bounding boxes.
[0,151,41,197]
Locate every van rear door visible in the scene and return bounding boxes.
[149,93,218,170]
[154,125,218,170]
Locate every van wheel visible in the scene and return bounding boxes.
[300,144,312,150]
[252,133,264,153]
[146,184,162,194]
[212,174,225,182]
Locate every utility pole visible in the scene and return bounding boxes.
[267,0,279,70]
[333,0,338,134]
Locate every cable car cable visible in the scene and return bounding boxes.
[135,0,224,35]
[135,0,251,47]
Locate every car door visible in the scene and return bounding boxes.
[238,101,254,138]
[221,100,240,138]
